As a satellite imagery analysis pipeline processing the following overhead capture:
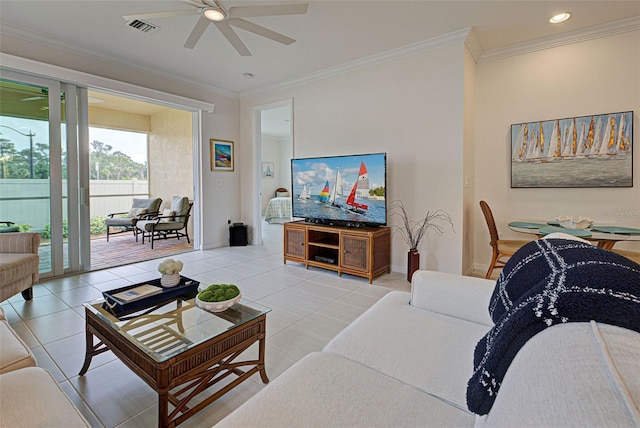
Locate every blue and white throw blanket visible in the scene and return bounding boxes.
[466,238,640,415]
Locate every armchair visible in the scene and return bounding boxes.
[136,196,192,249]
[0,232,40,302]
[105,198,162,241]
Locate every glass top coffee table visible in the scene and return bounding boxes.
[80,293,271,427]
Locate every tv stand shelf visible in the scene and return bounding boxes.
[284,221,391,283]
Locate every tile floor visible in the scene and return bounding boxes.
[1,223,410,427]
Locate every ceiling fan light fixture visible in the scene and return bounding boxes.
[549,12,571,24]
[203,6,226,21]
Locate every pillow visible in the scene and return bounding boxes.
[276,191,289,197]
[127,208,147,218]
[160,209,175,223]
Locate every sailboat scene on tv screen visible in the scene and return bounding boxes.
[291,153,387,226]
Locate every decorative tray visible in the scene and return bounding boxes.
[102,276,199,316]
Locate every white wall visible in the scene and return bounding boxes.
[200,95,241,249]
[241,42,467,275]
[474,30,640,272]
[462,45,477,274]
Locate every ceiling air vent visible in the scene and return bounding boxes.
[126,19,160,34]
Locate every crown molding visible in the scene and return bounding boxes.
[479,16,640,63]
[240,28,472,99]
[0,22,238,99]
[464,27,483,63]
[0,53,216,112]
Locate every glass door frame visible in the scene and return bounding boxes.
[1,69,86,278]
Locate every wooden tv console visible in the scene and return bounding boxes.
[283,221,391,283]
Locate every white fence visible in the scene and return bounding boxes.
[0,179,149,231]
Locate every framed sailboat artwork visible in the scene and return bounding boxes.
[511,111,633,188]
[262,162,274,178]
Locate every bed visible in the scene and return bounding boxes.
[264,188,292,224]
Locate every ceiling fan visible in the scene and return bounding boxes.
[21,89,65,103]
[123,0,309,56]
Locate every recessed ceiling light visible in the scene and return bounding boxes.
[550,12,571,24]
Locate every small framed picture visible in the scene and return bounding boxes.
[211,139,234,172]
[262,161,274,178]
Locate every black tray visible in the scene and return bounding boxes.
[102,276,199,317]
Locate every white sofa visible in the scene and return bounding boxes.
[217,269,640,427]
[0,307,90,427]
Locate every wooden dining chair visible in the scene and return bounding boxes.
[611,249,640,265]
[479,200,532,279]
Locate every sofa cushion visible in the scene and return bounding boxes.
[127,208,147,218]
[170,196,190,220]
[0,366,90,427]
[217,352,474,428]
[131,197,162,213]
[324,291,491,410]
[476,322,640,427]
[411,270,494,327]
[0,319,36,373]
[0,253,39,288]
[105,216,136,226]
[160,209,175,223]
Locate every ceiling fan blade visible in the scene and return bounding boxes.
[178,0,208,7]
[228,18,295,45]
[123,9,200,21]
[214,21,251,56]
[184,15,211,49]
[228,3,308,18]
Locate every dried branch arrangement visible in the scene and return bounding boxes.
[387,200,454,251]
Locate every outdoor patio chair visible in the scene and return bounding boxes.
[0,222,20,234]
[136,196,192,249]
[105,198,162,241]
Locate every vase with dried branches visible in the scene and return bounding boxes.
[388,200,454,282]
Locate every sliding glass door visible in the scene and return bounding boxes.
[0,71,88,278]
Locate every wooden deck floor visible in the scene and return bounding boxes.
[91,234,194,271]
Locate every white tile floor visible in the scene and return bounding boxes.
[1,223,410,427]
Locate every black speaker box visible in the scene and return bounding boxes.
[229,224,248,246]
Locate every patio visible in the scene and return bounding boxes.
[91,235,194,271]
[37,235,194,274]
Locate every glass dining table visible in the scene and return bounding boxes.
[507,221,640,250]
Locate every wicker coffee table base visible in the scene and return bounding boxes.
[80,308,269,428]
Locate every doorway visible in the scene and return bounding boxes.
[86,89,197,270]
[253,100,293,245]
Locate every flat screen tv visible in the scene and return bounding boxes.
[291,152,387,227]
